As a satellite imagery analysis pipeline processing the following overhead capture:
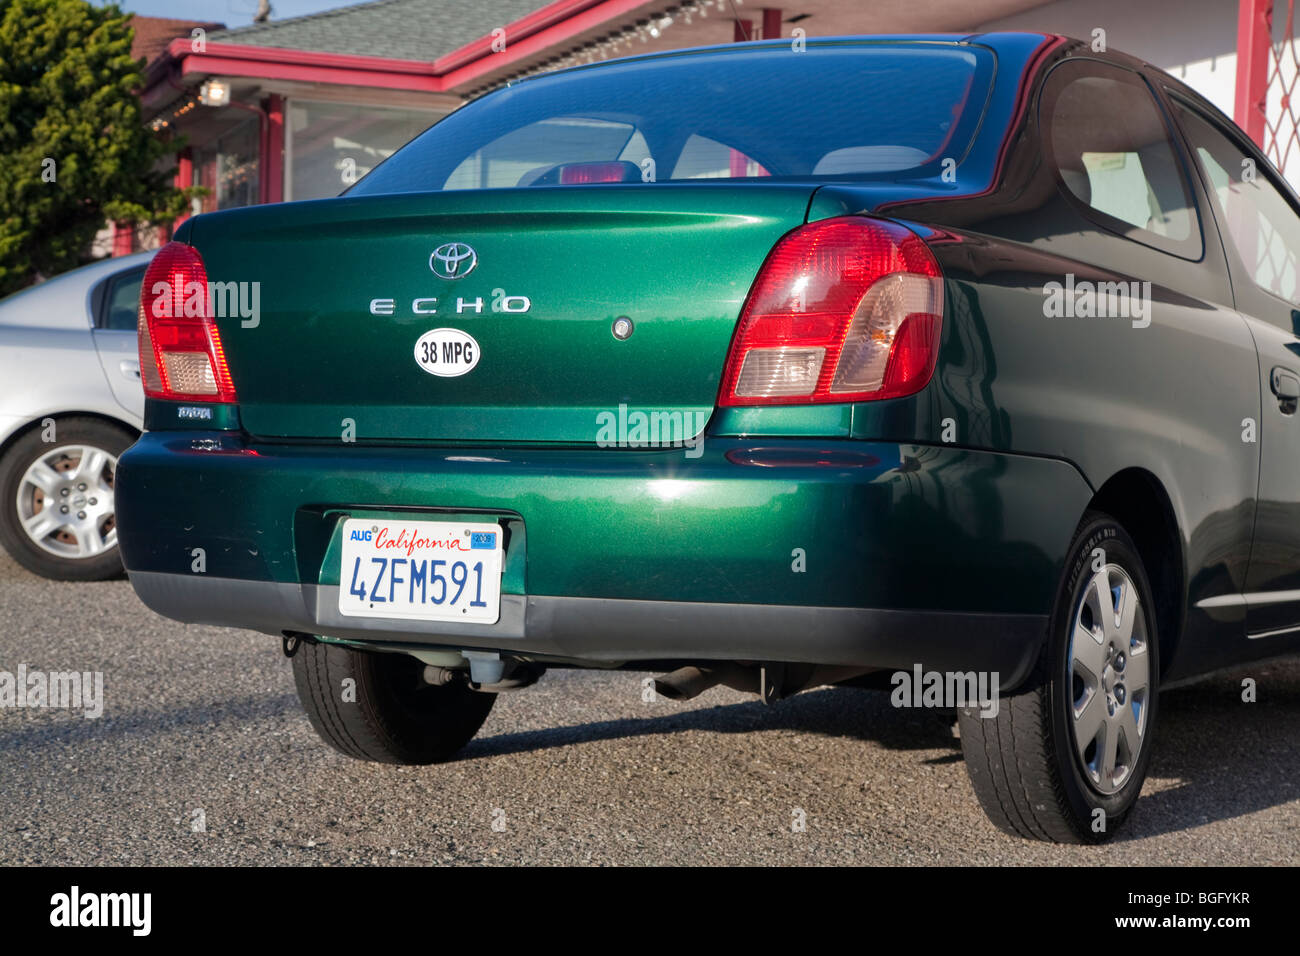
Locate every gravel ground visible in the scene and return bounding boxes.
[1,548,1297,866]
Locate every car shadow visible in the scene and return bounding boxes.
[464,660,1300,841]
[464,683,958,761]
[2,645,1295,842]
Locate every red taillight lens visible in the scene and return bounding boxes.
[137,241,238,403]
[718,217,943,406]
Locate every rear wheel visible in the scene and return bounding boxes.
[958,511,1159,842]
[292,640,496,764]
[0,418,134,581]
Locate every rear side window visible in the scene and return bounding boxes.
[350,44,994,193]
[1173,100,1300,309]
[99,268,144,331]
[1043,60,1200,257]
[671,135,768,179]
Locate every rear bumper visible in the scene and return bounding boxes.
[128,571,1047,685]
[117,432,1092,683]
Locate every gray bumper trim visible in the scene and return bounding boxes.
[127,571,1046,686]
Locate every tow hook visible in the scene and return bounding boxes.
[759,663,786,705]
[282,632,317,658]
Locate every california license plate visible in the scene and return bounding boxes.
[337,518,503,624]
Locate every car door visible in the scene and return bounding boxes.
[90,264,145,420]
[1170,96,1300,638]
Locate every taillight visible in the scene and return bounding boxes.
[718,216,943,406]
[137,241,238,403]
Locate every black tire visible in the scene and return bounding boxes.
[959,510,1160,843]
[292,640,496,764]
[0,417,135,581]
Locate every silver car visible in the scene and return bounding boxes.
[0,252,150,580]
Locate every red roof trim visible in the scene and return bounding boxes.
[438,0,652,89]
[158,0,655,95]
[431,0,610,72]
[166,39,441,92]
[166,38,440,75]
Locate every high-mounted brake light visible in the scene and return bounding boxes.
[137,241,238,403]
[558,162,635,184]
[718,217,943,406]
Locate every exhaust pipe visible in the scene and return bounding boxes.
[654,663,872,703]
[653,666,720,700]
[653,665,760,700]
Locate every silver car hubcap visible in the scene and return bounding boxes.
[16,444,118,560]
[1068,563,1150,795]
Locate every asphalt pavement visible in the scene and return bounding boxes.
[1,548,1298,865]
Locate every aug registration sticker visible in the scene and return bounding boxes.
[338,518,503,624]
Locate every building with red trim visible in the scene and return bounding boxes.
[124,0,1297,256]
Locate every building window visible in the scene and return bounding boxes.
[194,116,260,212]
[288,100,437,201]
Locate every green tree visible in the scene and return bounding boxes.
[0,0,186,295]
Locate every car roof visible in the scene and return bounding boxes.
[0,251,153,331]
[508,32,1051,86]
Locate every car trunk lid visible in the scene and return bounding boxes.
[188,184,817,443]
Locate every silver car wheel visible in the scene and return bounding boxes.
[15,444,118,560]
[1068,563,1151,795]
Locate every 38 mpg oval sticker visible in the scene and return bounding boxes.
[414,328,480,377]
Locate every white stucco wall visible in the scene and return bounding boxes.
[976,0,1300,183]
[975,0,1241,116]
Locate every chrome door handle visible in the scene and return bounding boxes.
[1271,366,1299,414]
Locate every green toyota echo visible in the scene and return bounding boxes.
[118,34,1300,842]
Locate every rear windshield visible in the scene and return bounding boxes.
[349,42,993,194]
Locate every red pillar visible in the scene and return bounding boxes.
[110,222,133,257]
[172,147,192,235]
[263,94,285,203]
[733,18,752,42]
[762,8,782,40]
[1235,0,1272,147]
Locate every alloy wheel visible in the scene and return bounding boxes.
[15,444,118,560]
[1068,563,1151,794]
